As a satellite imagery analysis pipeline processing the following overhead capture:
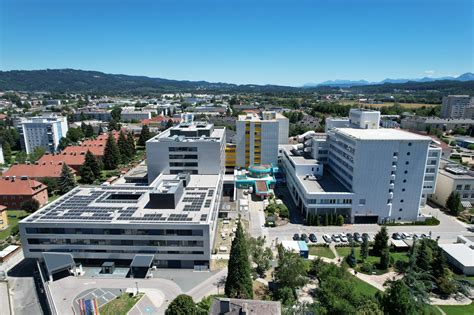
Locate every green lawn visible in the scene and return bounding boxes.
[438,302,474,315]
[335,246,409,274]
[308,246,335,259]
[0,210,28,241]
[100,293,144,315]
[350,274,380,296]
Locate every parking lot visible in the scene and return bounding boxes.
[73,288,122,314]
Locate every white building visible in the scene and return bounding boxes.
[146,121,226,182]
[280,109,441,223]
[17,115,68,154]
[431,159,474,208]
[0,144,4,164]
[19,172,222,270]
[121,110,152,122]
[235,111,289,168]
[325,108,380,132]
[440,235,474,275]
[441,95,474,119]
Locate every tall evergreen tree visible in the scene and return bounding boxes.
[381,280,419,315]
[431,247,457,296]
[361,234,369,260]
[138,124,151,146]
[323,213,329,226]
[103,133,121,170]
[84,150,101,178]
[346,243,357,267]
[78,165,95,184]
[58,164,76,194]
[225,220,253,299]
[373,226,389,256]
[117,131,132,162]
[85,124,94,138]
[379,247,390,270]
[416,239,433,272]
[127,132,136,156]
[2,141,12,164]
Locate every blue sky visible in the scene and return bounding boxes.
[0,0,473,86]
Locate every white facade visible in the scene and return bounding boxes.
[17,115,68,154]
[441,95,474,119]
[325,108,380,132]
[431,160,474,207]
[0,144,4,164]
[281,116,441,223]
[235,112,289,168]
[121,110,152,121]
[146,121,226,183]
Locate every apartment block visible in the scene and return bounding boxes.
[17,115,68,154]
[281,109,441,223]
[235,111,289,168]
[440,95,474,119]
[146,121,226,183]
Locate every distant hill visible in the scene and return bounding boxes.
[0,69,298,93]
[304,72,474,88]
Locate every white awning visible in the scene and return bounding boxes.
[461,201,472,208]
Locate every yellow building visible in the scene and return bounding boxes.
[0,205,8,230]
[225,144,236,171]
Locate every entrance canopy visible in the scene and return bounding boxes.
[130,254,154,268]
[43,252,75,276]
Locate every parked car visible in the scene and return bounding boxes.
[340,234,348,242]
[392,233,402,240]
[332,234,341,242]
[323,234,332,243]
[293,233,300,241]
[353,232,363,242]
[346,233,354,242]
[309,233,317,243]
[362,233,371,241]
[402,232,413,240]
[301,233,309,243]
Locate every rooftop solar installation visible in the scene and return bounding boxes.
[22,174,220,225]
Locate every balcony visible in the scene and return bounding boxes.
[390,174,396,180]
[391,165,397,171]
[389,183,395,189]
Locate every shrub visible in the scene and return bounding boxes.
[360,262,373,273]
[278,205,289,219]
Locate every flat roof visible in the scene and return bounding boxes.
[21,174,220,225]
[336,128,431,141]
[440,244,474,267]
[297,172,350,193]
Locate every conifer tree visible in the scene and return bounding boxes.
[373,226,389,256]
[103,132,120,170]
[361,234,370,260]
[138,124,151,146]
[127,131,136,156]
[118,131,132,162]
[225,220,253,299]
[2,142,12,164]
[58,164,76,194]
[78,166,95,184]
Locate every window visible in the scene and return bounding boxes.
[408,142,412,146]
[399,208,403,211]
[424,175,435,181]
[404,170,408,174]
[463,194,469,198]
[359,199,366,205]
[407,152,411,156]
[464,185,471,190]
[403,179,407,183]
[402,188,405,192]
[429,160,437,165]
[400,199,404,203]
[398,217,401,220]
[456,185,462,190]
[471,194,474,198]
[405,161,409,165]
[393,152,398,157]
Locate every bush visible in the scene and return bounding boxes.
[275,286,296,306]
[278,205,289,219]
[21,199,40,212]
[360,262,374,273]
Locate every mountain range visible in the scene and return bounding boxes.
[303,72,474,87]
[0,69,473,94]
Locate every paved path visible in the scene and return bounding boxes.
[0,281,12,315]
[186,268,228,302]
[128,289,164,315]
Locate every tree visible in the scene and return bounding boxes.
[416,238,433,272]
[85,124,94,138]
[66,127,84,142]
[274,245,308,291]
[138,124,151,146]
[78,165,95,184]
[275,286,296,306]
[165,119,174,129]
[39,177,58,196]
[225,221,253,299]
[110,106,122,121]
[373,226,389,256]
[381,280,419,315]
[323,213,329,226]
[108,119,121,131]
[21,199,40,212]
[445,191,462,216]
[127,132,136,156]
[2,141,12,164]
[29,146,46,162]
[58,164,76,194]
[58,137,72,151]
[248,236,273,277]
[361,235,369,260]
[103,133,121,170]
[15,151,27,164]
[165,294,197,315]
[431,247,457,297]
[379,247,390,270]
[336,214,344,226]
[346,245,357,267]
[117,131,132,163]
[83,150,101,178]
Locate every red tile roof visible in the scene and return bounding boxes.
[3,163,76,179]
[0,205,7,211]
[0,177,47,195]
[38,152,86,168]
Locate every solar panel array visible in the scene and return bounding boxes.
[168,214,192,221]
[182,189,207,212]
[200,214,208,221]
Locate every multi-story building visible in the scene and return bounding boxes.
[146,121,226,183]
[280,109,441,223]
[16,115,68,154]
[401,116,474,132]
[0,177,48,209]
[441,95,474,119]
[19,172,222,269]
[235,111,289,168]
[121,110,152,122]
[431,159,474,207]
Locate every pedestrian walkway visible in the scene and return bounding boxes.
[128,289,164,315]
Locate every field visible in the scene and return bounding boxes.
[438,302,474,315]
[350,275,379,296]
[100,293,143,315]
[308,246,335,259]
[0,210,28,241]
[339,100,439,109]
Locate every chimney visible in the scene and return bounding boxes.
[220,299,231,313]
[12,176,16,182]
